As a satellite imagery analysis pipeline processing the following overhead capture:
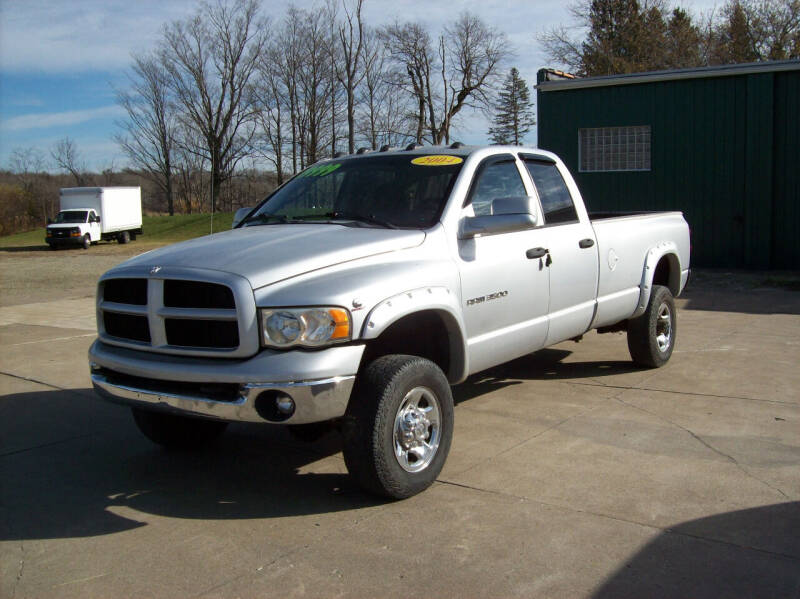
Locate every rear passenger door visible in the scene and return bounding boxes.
[522,156,599,345]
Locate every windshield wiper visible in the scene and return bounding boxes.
[325,211,398,229]
[243,213,288,226]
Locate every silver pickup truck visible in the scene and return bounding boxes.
[89,145,690,498]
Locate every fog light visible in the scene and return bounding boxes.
[254,390,296,422]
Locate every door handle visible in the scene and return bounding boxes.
[579,238,595,249]
[526,247,548,259]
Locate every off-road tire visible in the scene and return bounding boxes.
[342,355,454,499]
[132,408,228,449]
[627,284,676,368]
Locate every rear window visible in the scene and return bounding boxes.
[245,155,464,229]
[524,161,578,225]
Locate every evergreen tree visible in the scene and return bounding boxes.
[488,68,535,146]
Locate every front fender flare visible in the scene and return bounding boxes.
[360,286,469,383]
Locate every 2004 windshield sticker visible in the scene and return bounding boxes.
[298,163,342,178]
[411,155,463,166]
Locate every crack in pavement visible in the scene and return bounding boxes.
[434,479,800,563]
[569,380,798,406]
[612,394,792,501]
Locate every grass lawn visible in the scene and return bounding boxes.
[0,212,234,249]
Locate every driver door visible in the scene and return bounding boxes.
[457,155,550,374]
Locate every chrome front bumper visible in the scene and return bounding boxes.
[89,340,364,424]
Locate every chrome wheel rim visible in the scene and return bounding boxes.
[656,302,672,353]
[393,386,441,473]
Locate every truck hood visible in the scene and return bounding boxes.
[120,224,426,289]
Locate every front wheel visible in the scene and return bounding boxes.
[82,234,91,250]
[342,355,454,499]
[132,408,228,449]
[627,284,676,367]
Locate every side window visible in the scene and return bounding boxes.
[468,160,527,216]
[525,161,578,225]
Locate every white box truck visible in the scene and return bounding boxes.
[46,187,143,250]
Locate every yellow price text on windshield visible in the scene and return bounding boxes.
[411,155,464,166]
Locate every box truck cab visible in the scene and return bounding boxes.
[46,187,143,250]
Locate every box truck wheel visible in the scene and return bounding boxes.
[82,234,91,250]
[118,231,130,244]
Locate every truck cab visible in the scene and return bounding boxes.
[46,209,101,249]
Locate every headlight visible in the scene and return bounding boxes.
[259,307,351,348]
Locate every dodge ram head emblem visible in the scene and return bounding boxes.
[150,266,162,274]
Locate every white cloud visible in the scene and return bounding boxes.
[2,105,125,131]
[0,0,196,72]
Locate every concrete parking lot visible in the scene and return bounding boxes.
[1,248,798,598]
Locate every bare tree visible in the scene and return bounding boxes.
[357,27,415,149]
[434,13,510,144]
[294,8,336,166]
[159,0,270,210]
[115,53,177,214]
[381,21,435,144]
[334,0,366,153]
[253,45,288,183]
[50,137,89,186]
[384,14,509,145]
[9,146,51,223]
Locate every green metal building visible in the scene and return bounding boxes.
[536,60,800,269]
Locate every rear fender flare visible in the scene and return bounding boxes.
[631,242,681,318]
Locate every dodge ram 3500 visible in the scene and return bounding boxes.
[89,145,690,498]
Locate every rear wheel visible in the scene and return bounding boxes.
[118,230,130,244]
[132,408,228,449]
[342,355,454,499]
[627,285,676,367]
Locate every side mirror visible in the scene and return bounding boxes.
[459,196,539,239]
[232,206,253,229]
[95,215,101,223]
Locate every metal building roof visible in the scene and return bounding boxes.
[537,59,800,92]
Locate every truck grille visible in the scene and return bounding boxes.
[164,318,239,348]
[104,312,151,343]
[164,280,235,309]
[99,277,245,353]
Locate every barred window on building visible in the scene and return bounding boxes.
[579,126,651,172]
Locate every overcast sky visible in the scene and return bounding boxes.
[0,0,720,170]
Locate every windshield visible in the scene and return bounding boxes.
[242,154,464,229]
[55,210,88,224]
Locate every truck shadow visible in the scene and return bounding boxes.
[0,389,384,542]
[591,501,800,598]
[0,244,53,252]
[454,348,640,404]
[0,348,658,543]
